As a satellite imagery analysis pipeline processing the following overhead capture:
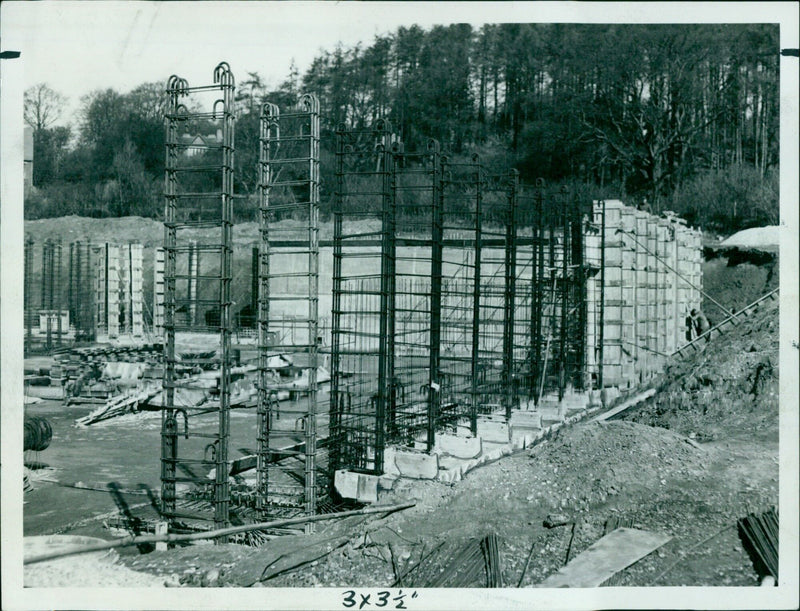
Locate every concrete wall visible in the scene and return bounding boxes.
[590,200,703,388]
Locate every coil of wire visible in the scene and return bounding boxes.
[24,416,53,452]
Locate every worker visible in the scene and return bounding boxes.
[691,308,710,338]
[685,311,695,341]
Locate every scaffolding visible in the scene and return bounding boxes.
[256,94,322,526]
[161,62,235,534]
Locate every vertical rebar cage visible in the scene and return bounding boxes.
[256,94,322,525]
[330,121,396,475]
[390,139,442,452]
[524,185,592,401]
[439,155,483,436]
[161,62,235,534]
[471,173,514,416]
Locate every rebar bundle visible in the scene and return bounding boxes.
[738,507,779,580]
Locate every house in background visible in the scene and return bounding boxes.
[24,126,33,195]
[180,128,223,157]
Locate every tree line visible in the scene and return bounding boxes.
[25,23,778,234]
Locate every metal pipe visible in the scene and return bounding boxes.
[25,502,416,565]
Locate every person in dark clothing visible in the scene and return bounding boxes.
[685,312,695,341]
[691,308,710,338]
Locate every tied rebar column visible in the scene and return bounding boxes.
[42,239,54,350]
[427,139,443,452]
[329,126,344,477]
[256,94,321,526]
[572,191,588,390]
[376,123,395,474]
[470,158,483,435]
[256,102,278,522]
[330,121,396,476]
[502,171,518,420]
[437,154,484,436]
[68,240,94,342]
[161,62,235,537]
[598,200,606,390]
[531,179,545,402]
[54,239,63,346]
[558,186,569,401]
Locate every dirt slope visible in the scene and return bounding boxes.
[623,294,779,443]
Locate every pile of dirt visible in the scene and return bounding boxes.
[524,421,707,510]
[720,226,780,250]
[624,294,778,442]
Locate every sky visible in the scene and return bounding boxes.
[3,1,484,127]
[4,1,796,129]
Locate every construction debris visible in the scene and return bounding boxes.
[24,502,415,565]
[75,389,159,426]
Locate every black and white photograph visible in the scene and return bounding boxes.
[1,2,798,609]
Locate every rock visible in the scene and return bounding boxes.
[202,568,220,587]
[164,573,182,587]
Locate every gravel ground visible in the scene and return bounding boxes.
[24,536,169,587]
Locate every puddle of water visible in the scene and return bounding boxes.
[24,396,329,537]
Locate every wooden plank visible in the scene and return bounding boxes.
[538,528,671,588]
[592,388,656,422]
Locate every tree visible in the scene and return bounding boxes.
[111,139,157,217]
[32,125,71,186]
[24,83,67,131]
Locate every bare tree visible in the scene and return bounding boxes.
[24,83,67,131]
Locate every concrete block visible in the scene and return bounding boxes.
[601,386,621,407]
[437,466,462,485]
[477,418,510,443]
[394,450,439,479]
[155,522,168,551]
[436,434,482,459]
[334,470,378,503]
[382,447,401,477]
[511,433,534,450]
[378,475,397,491]
[511,411,542,429]
[540,406,564,427]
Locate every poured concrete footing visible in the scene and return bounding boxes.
[393,450,440,479]
[334,470,379,503]
[375,386,628,489]
[436,434,482,459]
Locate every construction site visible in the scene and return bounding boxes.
[22,63,782,591]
